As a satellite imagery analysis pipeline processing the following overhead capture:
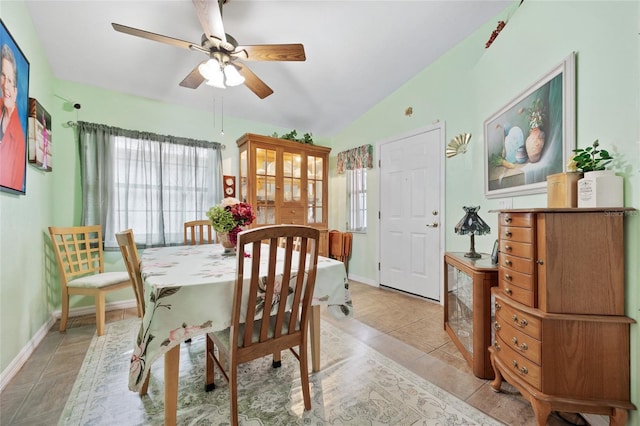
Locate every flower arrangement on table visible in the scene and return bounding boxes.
[206,197,256,247]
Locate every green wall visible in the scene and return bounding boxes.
[1,0,57,378]
[2,1,638,423]
[0,0,300,378]
[328,1,639,423]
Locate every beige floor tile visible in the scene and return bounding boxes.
[0,382,31,425]
[404,349,486,401]
[2,280,583,425]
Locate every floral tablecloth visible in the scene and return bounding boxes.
[128,244,352,392]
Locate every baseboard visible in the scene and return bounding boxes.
[50,298,138,319]
[0,298,137,392]
[347,273,377,287]
[0,315,56,393]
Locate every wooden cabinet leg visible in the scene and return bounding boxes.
[610,408,628,426]
[489,349,503,392]
[530,399,551,426]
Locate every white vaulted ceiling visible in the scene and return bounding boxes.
[25,0,510,136]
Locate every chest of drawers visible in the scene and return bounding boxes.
[489,208,636,426]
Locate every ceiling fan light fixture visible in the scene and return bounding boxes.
[223,64,245,87]
[198,59,216,80]
[205,73,226,89]
[200,59,226,88]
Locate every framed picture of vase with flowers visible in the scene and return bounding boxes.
[484,52,576,198]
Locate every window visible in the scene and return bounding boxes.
[78,122,223,248]
[337,143,372,233]
[346,168,367,232]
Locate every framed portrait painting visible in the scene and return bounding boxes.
[0,19,30,194]
[484,52,576,198]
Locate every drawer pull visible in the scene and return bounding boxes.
[511,315,528,328]
[494,342,501,351]
[505,216,512,223]
[511,337,518,345]
[495,302,501,311]
[519,343,528,351]
[505,259,512,266]
[511,361,529,376]
[505,245,512,251]
[536,259,544,265]
[493,322,501,332]
[505,287,512,295]
[505,274,512,281]
[505,230,512,237]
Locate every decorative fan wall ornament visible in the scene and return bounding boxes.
[446,133,472,158]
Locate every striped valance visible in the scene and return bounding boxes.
[336,144,373,174]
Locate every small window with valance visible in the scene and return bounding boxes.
[337,144,373,232]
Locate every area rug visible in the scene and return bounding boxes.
[59,318,503,425]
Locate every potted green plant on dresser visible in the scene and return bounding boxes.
[571,140,623,207]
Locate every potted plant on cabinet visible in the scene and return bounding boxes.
[570,139,613,172]
[570,140,623,208]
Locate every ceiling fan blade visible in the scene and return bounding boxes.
[234,63,274,99]
[112,23,202,51]
[192,0,234,51]
[179,62,207,89]
[237,44,306,61]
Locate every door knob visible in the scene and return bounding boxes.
[426,223,439,228]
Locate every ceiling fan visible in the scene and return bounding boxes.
[112,0,306,99]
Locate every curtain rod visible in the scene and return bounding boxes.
[65,121,226,149]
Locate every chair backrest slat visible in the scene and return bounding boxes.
[115,229,145,316]
[183,220,214,245]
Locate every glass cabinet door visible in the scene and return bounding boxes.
[447,264,474,353]
[239,150,247,203]
[282,151,302,203]
[307,155,324,224]
[255,147,276,225]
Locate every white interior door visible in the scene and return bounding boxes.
[379,124,443,300]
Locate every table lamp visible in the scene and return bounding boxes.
[454,206,491,259]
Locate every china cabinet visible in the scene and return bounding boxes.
[443,252,498,379]
[489,208,636,426]
[237,133,330,256]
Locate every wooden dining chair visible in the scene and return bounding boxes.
[115,229,145,317]
[49,225,133,336]
[205,225,320,426]
[115,228,151,394]
[329,229,353,272]
[183,220,215,245]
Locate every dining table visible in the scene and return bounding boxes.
[128,243,352,425]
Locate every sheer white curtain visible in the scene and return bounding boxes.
[78,122,223,248]
[347,168,367,232]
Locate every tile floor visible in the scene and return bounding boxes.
[1,281,601,425]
